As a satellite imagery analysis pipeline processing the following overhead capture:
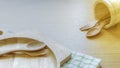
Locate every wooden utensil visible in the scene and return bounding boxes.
[87,18,110,37]
[0,40,46,56]
[80,21,97,31]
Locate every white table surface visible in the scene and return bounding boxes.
[0,0,95,52]
[1,0,120,68]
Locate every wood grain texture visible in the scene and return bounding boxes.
[78,23,120,68]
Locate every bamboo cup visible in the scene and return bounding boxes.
[94,0,120,29]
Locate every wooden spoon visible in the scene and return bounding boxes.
[86,18,110,37]
[1,49,48,57]
[0,41,46,56]
[12,49,48,57]
[80,21,97,31]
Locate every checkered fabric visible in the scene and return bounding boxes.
[61,52,101,68]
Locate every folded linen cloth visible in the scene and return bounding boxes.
[62,52,101,68]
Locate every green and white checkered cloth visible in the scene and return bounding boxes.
[62,52,101,68]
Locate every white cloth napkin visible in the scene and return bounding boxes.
[62,52,101,68]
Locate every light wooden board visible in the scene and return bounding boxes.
[0,31,71,68]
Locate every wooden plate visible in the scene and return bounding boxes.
[0,31,71,68]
